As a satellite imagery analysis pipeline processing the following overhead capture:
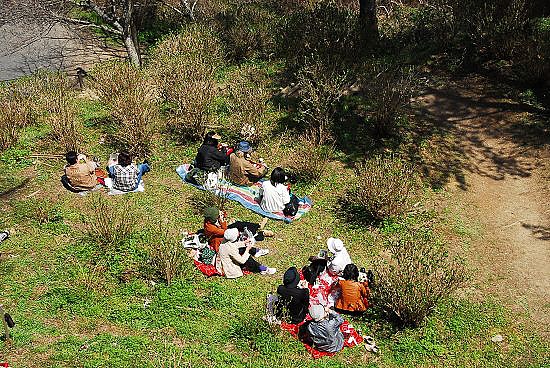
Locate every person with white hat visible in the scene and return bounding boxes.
[326,238,352,276]
[216,228,276,279]
[302,304,345,353]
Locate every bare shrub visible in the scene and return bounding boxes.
[296,61,349,145]
[149,25,223,141]
[360,63,416,137]
[283,135,331,184]
[374,225,466,327]
[341,155,419,223]
[92,62,159,158]
[225,65,274,144]
[37,72,82,152]
[187,182,230,215]
[149,222,186,285]
[84,195,136,250]
[0,80,35,151]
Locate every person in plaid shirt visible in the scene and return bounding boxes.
[108,151,150,192]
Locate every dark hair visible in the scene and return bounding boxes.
[302,259,327,285]
[66,151,78,165]
[203,131,219,146]
[342,264,359,282]
[270,167,286,186]
[118,151,132,167]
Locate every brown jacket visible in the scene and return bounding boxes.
[65,162,97,190]
[229,152,267,186]
[203,219,228,252]
[335,280,370,312]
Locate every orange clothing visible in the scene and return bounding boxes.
[335,280,370,312]
[204,220,228,252]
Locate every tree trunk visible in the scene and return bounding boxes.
[359,0,379,42]
[122,0,141,67]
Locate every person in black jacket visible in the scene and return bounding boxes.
[195,131,230,171]
[276,267,309,324]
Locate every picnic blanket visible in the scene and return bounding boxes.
[104,178,145,195]
[280,319,364,359]
[176,164,313,223]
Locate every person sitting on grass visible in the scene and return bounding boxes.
[276,267,310,324]
[259,167,292,213]
[326,237,352,276]
[334,264,370,315]
[108,151,150,192]
[228,141,268,186]
[300,304,345,353]
[64,151,101,190]
[202,207,274,253]
[216,228,276,279]
[195,131,230,172]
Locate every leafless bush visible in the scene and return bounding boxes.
[187,182,230,215]
[361,64,416,137]
[92,62,159,158]
[296,62,349,145]
[283,135,331,183]
[149,25,223,141]
[225,65,274,144]
[374,225,466,327]
[341,155,419,223]
[0,80,35,151]
[149,222,186,285]
[37,72,82,152]
[84,195,136,250]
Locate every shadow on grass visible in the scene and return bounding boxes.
[0,177,31,200]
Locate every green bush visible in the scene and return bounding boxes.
[149,25,224,141]
[374,223,467,327]
[341,155,419,223]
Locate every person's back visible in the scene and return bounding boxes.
[305,305,344,353]
[111,163,139,191]
[195,132,227,171]
[64,151,97,190]
[228,144,267,186]
[260,167,290,212]
[276,267,309,324]
[335,280,369,312]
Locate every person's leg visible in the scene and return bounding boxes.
[241,256,265,273]
[254,231,265,242]
[238,246,257,257]
[229,221,260,234]
[136,163,151,185]
[107,165,115,178]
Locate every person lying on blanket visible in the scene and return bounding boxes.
[276,267,310,324]
[203,207,274,252]
[334,264,370,315]
[64,151,104,190]
[228,141,268,186]
[195,131,231,172]
[300,305,345,353]
[216,228,276,278]
[259,167,300,216]
[108,151,150,192]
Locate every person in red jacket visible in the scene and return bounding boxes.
[334,264,370,314]
[202,207,273,253]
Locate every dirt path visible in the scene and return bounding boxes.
[417,75,550,337]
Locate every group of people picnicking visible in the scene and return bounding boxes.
[61,131,376,355]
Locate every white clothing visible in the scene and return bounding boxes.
[260,181,290,212]
[328,248,352,276]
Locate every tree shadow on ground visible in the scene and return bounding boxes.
[0,177,31,200]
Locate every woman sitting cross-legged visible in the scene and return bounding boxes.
[300,305,345,353]
[216,228,276,279]
[275,267,310,324]
[334,264,370,315]
[202,207,273,253]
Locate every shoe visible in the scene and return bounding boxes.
[0,230,9,243]
[262,230,274,237]
[260,267,276,275]
[255,248,270,257]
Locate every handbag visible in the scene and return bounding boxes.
[283,193,300,217]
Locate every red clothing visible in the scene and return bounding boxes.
[204,220,227,252]
[335,280,370,312]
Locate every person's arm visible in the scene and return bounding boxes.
[281,185,291,204]
[211,146,228,162]
[229,242,251,265]
[329,310,344,327]
[242,159,265,178]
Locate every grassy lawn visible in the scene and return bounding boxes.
[0,103,548,368]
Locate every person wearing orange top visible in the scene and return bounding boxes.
[334,264,370,314]
[202,207,273,253]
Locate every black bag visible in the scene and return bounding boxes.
[283,194,300,217]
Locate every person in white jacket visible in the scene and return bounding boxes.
[326,238,352,276]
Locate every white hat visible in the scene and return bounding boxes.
[309,304,326,321]
[327,237,344,253]
[224,228,239,242]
